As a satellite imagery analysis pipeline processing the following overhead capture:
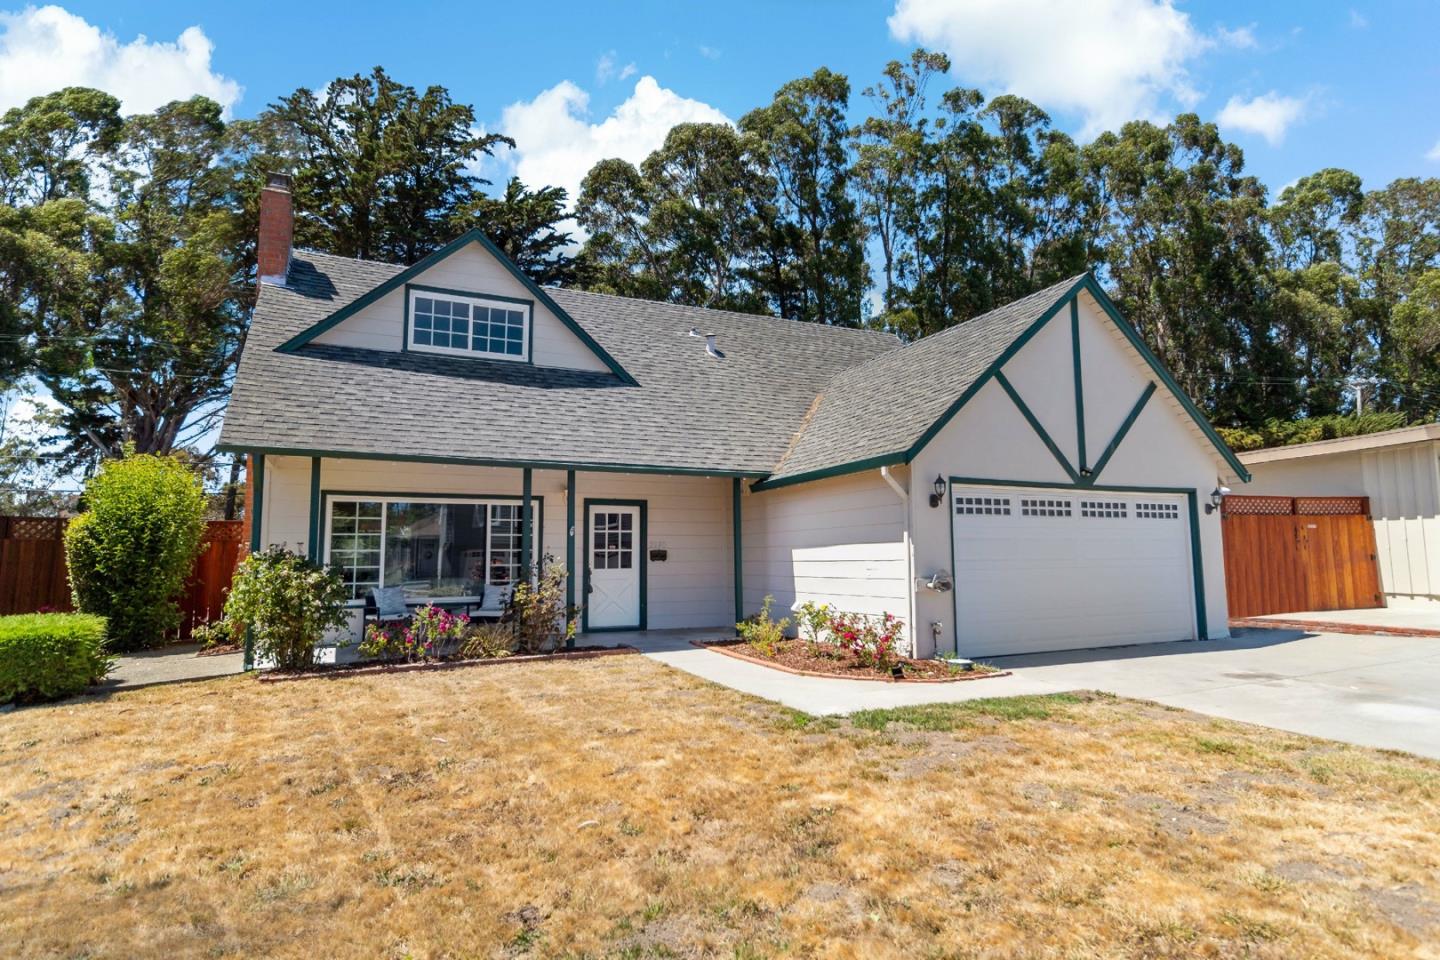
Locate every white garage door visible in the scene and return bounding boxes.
[951,486,1195,657]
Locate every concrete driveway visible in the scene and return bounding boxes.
[634,629,1440,760]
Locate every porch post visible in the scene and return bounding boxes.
[307,456,321,561]
[732,477,743,633]
[244,452,265,671]
[565,468,576,648]
[521,467,533,578]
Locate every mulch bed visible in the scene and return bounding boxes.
[695,638,1010,683]
[258,645,637,683]
[196,643,243,657]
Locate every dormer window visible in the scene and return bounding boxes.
[407,287,530,361]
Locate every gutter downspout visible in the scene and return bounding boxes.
[879,466,919,657]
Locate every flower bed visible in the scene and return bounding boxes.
[696,637,1007,683]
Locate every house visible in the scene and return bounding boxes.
[218,173,1250,662]
[1238,424,1440,606]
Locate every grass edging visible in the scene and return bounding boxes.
[258,645,638,683]
[693,640,1010,683]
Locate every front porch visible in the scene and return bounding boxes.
[244,453,749,659]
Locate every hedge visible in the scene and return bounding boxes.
[0,613,113,704]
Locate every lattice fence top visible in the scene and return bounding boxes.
[1,516,66,539]
[204,520,247,543]
[1295,496,1369,516]
[1222,496,1369,516]
[1222,496,1294,516]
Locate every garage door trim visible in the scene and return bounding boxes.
[946,476,1207,645]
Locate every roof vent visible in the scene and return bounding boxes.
[705,333,724,359]
[688,326,703,337]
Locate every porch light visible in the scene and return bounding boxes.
[1204,485,1231,515]
[929,475,946,508]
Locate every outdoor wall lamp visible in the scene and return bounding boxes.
[1204,485,1232,515]
[929,475,946,508]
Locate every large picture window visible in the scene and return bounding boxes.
[324,496,540,602]
[408,288,530,361]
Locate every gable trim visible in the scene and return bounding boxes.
[1088,381,1156,484]
[1078,275,1249,482]
[994,369,1081,484]
[274,229,637,385]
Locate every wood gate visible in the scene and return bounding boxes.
[1221,496,1384,618]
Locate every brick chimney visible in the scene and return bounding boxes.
[257,172,293,284]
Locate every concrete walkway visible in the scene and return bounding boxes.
[621,628,1440,760]
[1246,605,1440,635]
[93,644,244,692]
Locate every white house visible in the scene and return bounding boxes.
[219,174,1250,663]
[1239,424,1440,605]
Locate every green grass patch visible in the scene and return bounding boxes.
[849,693,1085,732]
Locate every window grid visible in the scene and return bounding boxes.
[328,500,383,600]
[955,495,1011,516]
[591,511,634,570]
[1136,501,1180,520]
[326,497,536,601]
[410,292,527,360]
[1021,497,1072,517]
[1080,500,1128,519]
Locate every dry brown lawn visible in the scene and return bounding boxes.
[2,655,1439,959]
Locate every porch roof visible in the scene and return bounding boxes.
[219,251,899,476]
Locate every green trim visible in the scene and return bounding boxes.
[749,451,905,492]
[732,477,743,631]
[904,277,1089,460]
[244,452,264,671]
[580,498,647,632]
[1088,382,1157,484]
[307,456,321,561]
[565,469,576,648]
[275,228,637,385]
[1071,299,1087,472]
[1078,275,1250,482]
[403,283,536,365]
[947,476,1209,642]
[215,443,767,479]
[521,468,533,578]
[994,370,1080,483]
[318,490,545,608]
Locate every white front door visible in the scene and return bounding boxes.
[951,486,1196,657]
[586,503,643,630]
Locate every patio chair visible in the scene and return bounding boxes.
[364,585,411,635]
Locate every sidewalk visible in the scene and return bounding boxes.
[93,644,244,692]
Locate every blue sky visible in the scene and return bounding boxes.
[3,0,1437,200]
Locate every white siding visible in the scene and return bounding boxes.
[256,457,734,642]
[908,291,1231,657]
[312,241,610,373]
[745,468,912,649]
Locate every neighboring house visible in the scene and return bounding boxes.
[1240,424,1440,605]
[218,174,1250,660]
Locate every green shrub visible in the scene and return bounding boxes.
[510,555,577,654]
[737,595,789,658]
[223,547,349,671]
[0,613,112,703]
[64,452,207,651]
[459,621,515,659]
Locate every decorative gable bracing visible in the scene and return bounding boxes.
[754,273,1248,490]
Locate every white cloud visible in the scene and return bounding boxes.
[618,62,637,81]
[1426,140,1440,163]
[1217,91,1307,145]
[497,75,731,207]
[1216,24,1257,49]
[697,45,722,61]
[1349,8,1369,29]
[0,5,240,116]
[595,51,637,85]
[887,0,1212,137]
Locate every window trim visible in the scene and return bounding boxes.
[404,283,534,363]
[321,491,544,606]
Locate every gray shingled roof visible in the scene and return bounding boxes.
[219,250,902,475]
[766,275,1088,482]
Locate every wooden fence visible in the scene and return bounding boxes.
[1221,496,1383,619]
[0,517,247,638]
